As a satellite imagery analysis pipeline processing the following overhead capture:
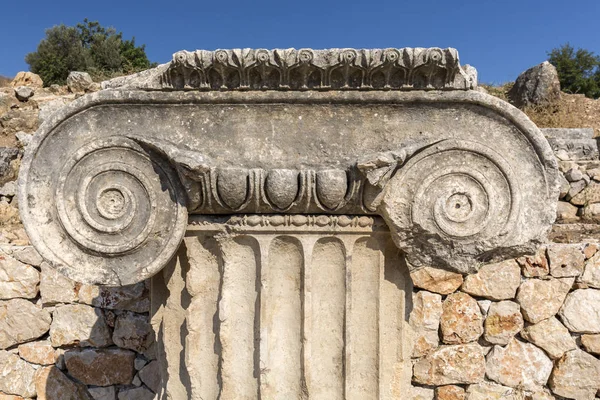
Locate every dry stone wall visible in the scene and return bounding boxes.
[1,55,600,400]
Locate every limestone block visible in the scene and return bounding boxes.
[516,277,574,323]
[87,386,116,400]
[547,244,585,278]
[582,202,600,221]
[78,282,149,313]
[35,366,92,400]
[50,304,112,347]
[465,382,521,400]
[559,288,600,333]
[0,393,27,399]
[483,300,524,345]
[412,343,485,385]
[461,260,521,300]
[409,267,463,295]
[409,291,443,357]
[581,334,600,355]
[138,360,160,393]
[556,201,579,222]
[521,317,576,359]
[570,181,600,205]
[64,348,135,386]
[8,247,43,267]
[410,386,435,400]
[117,386,154,400]
[583,243,598,259]
[579,250,600,288]
[440,292,483,344]
[0,351,36,397]
[435,385,465,400]
[112,311,153,353]
[39,263,80,305]
[18,341,56,365]
[517,246,549,277]
[0,252,39,299]
[0,299,51,349]
[549,349,600,399]
[485,338,553,390]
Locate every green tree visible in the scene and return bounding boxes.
[548,43,600,99]
[25,25,88,86]
[25,19,154,86]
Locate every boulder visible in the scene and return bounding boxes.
[508,61,561,108]
[520,317,576,359]
[50,304,112,347]
[559,288,600,333]
[0,351,36,397]
[0,299,51,349]
[440,292,483,344]
[13,87,34,102]
[461,260,521,300]
[413,343,486,385]
[409,291,442,357]
[483,300,524,345]
[409,267,463,295]
[66,71,94,93]
[516,277,574,323]
[549,349,600,399]
[10,72,43,88]
[64,348,135,386]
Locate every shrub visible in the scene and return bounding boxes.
[548,43,600,99]
[25,19,155,86]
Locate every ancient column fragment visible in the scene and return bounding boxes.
[17,47,560,398]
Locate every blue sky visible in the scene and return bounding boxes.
[1,0,599,84]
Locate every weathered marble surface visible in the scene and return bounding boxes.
[18,49,559,284]
[151,215,413,399]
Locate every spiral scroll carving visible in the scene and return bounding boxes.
[381,139,524,273]
[26,136,188,285]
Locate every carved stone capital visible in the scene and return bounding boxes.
[19,50,558,285]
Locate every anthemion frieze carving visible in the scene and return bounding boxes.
[19,48,559,286]
[102,47,477,91]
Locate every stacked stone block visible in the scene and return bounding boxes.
[410,243,600,399]
[0,246,157,399]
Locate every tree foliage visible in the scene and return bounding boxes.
[26,19,155,86]
[548,43,600,99]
